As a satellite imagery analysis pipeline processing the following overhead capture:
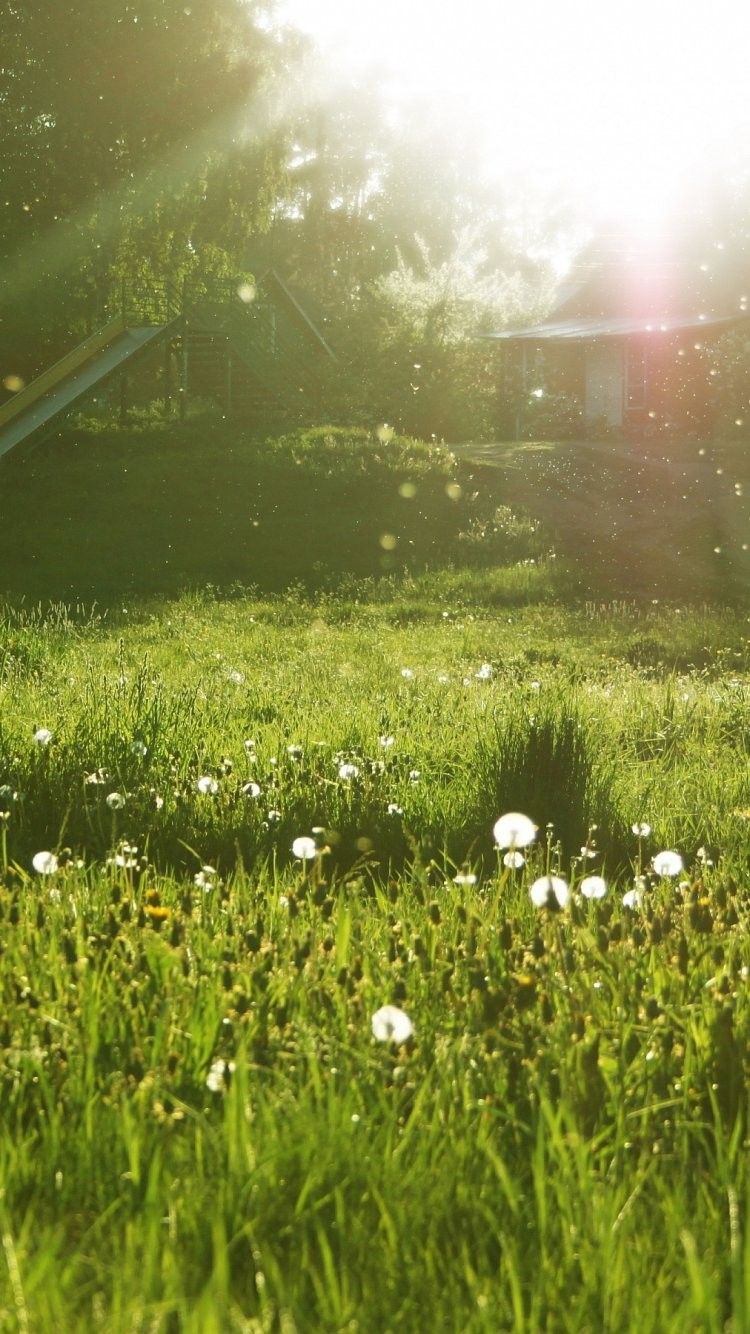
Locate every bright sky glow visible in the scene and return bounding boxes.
[277,0,750,233]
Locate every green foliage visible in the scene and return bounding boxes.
[0,590,749,1328]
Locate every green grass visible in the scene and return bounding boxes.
[1,583,749,1330]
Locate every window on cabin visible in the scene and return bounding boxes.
[626,344,647,409]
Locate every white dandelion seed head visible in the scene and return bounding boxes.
[475,663,493,681]
[502,850,525,869]
[371,1005,413,1044]
[196,776,219,795]
[631,822,651,837]
[529,875,570,909]
[652,850,684,877]
[206,1058,236,1093]
[400,668,415,680]
[493,812,537,850]
[287,745,303,761]
[387,802,403,816]
[453,871,477,886]
[33,727,53,746]
[242,781,261,799]
[338,763,360,781]
[408,769,421,783]
[379,735,395,749]
[292,835,317,861]
[106,791,126,810]
[130,740,147,758]
[228,670,245,685]
[32,850,58,875]
[622,887,644,909]
[243,739,256,753]
[580,875,608,900]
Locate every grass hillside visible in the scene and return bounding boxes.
[0,422,544,605]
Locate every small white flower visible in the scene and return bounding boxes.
[529,875,570,909]
[242,781,261,798]
[453,871,477,886]
[206,1058,236,1093]
[580,875,608,900]
[32,850,58,875]
[632,822,651,838]
[338,763,360,781]
[33,728,53,747]
[371,1005,413,1044]
[502,850,525,869]
[400,668,414,680]
[196,776,219,795]
[622,886,644,909]
[652,850,684,877]
[194,865,217,890]
[493,812,537,850]
[106,791,126,810]
[475,662,493,681]
[292,835,317,861]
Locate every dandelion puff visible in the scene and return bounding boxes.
[130,740,147,758]
[453,871,477,886]
[400,668,415,680]
[631,822,651,837]
[32,850,58,875]
[106,791,126,810]
[622,886,644,909]
[266,809,281,824]
[196,776,219,795]
[503,850,525,869]
[371,1005,413,1044]
[242,781,261,798]
[33,727,53,746]
[408,769,421,783]
[206,1058,236,1093]
[475,662,493,681]
[379,735,395,749]
[292,835,317,861]
[228,670,245,685]
[529,875,569,909]
[580,875,608,900]
[287,744,303,761]
[244,739,256,754]
[338,763,360,780]
[652,850,683,877]
[493,812,537,850]
[387,802,403,816]
[194,865,217,890]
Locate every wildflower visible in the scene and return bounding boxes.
[206,1058,236,1093]
[194,865,217,890]
[529,875,570,909]
[32,850,58,875]
[400,668,414,680]
[632,822,651,837]
[503,850,525,869]
[580,875,608,900]
[475,662,493,681]
[371,1005,413,1044]
[196,776,218,795]
[453,871,477,886]
[622,886,644,909]
[33,727,53,747]
[144,904,170,925]
[111,843,139,869]
[292,835,317,861]
[652,850,684,877]
[242,781,261,798]
[338,763,360,780]
[493,812,537,850]
[106,791,126,810]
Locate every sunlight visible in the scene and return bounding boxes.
[278,0,750,231]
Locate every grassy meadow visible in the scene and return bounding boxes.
[0,424,749,1330]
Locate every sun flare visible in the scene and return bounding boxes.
[278,0,750,232]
